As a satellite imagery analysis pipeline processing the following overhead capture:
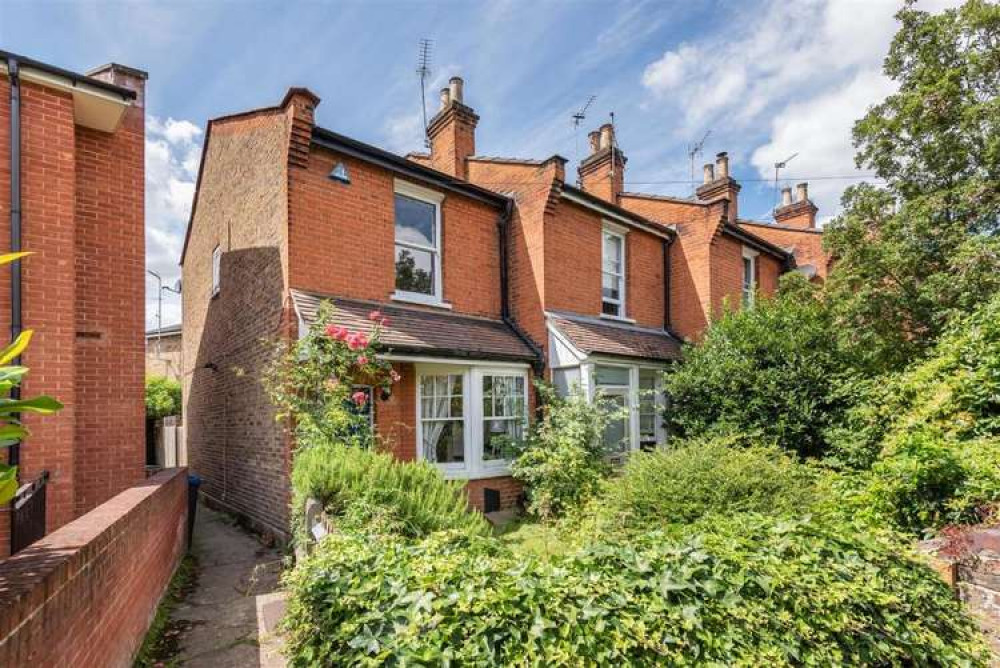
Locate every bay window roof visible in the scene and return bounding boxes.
[291,290,538,364]
[547,312,682,362]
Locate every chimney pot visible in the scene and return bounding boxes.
[781,186,793,207]
[703,163,715,183]
[439,87,451,110]
[599,123,614,150]
[588,130,600,154]
[448,77,464,104]
[796,182,809,202]
[715,151,729,179]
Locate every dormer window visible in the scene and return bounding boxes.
[601,225,627,318]
[393,180,445,305]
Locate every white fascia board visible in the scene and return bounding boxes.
[561,190,671,240]
[14,65,130,132]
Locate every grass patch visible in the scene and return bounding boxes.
[133,554,198,668]
[495,518,569,557]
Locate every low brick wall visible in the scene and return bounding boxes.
[0,467,189,667]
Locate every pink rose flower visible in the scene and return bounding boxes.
[368,310,383,322]
[351,390,368,406]
[325,324,343,339]
[357,355,368,366]
[379,316,391,328]
[390,369,401,382]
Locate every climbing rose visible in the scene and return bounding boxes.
[368,310,383,322]
[390,369,401,382]
[379,316,391,328]
[325,324,343,339]
[351,390,368,406]
[356,355,368,366]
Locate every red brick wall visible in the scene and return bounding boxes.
[0,468,188,668]
[288,146,502,318]
[73,96,146,515]
[739,221,829,280]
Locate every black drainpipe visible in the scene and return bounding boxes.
[497,198,544,375]
[7,56,22,468]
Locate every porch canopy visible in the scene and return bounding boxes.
[546,312,682,363]
[290,290,538,364]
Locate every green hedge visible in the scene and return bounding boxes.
[590,436,821,532]
[291,443,489,540]
[283,515,986,666]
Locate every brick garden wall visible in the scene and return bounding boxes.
[0,468,188,668]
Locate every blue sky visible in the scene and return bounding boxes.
[0,0,959,328]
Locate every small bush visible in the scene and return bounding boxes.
[291,443,489,540]
[283,515,986,666]
[510,384,614,521]
[593,436,821,532]
[145,375,181,418]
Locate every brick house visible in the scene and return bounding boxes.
[0,51,146,556]
[181,79,824,538]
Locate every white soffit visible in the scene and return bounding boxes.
[1,63,131,133]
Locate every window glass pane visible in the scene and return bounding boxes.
[600,392,628,453]
[602,300,620,317]
[395,246,435,295]
[424,421,464,463]
[595,365,630,387]
[394,194,436,247]
[482,374,525,460]
[639,369,657,390]
[743,257,753,286]
[602,273,621,302]
[603,233,622,269]
[553,367,580,397]
[483,418,521,460]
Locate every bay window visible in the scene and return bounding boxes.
[394,180,444,305]
[417,365,529,478]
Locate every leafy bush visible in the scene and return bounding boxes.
[283,515,986,666]
[291,442,489,540]
[510,384,613,521]
[830,431,1000,535]
[663,275,853,458]
[592,436,820,532]
[145,375,181,418]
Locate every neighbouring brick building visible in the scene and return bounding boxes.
[0,51,146,557]
[146,323,182,381]
[182,77,826,539]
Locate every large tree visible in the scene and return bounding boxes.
[824,0,1000,374]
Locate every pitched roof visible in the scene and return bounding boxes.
[548,312,682,362]
[146,323,182,338]
[0,49,138,100]
[291,290,539,364]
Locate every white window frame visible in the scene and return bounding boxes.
[586,360,667,456]
[211,244,221,297]
[392,179,445,307]
[414,362,530,479]
[601,223,628,320]
[742,247,758,308]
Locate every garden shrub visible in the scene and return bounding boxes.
[591,436,821,532]
[510,384,615,521]
[663,275,853,459]
[291,442,489,540]
[283,514,986,666]
[145,375,181,419]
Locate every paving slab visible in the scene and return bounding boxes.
[165,504,287,667]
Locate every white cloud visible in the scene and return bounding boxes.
[145,115,201,330]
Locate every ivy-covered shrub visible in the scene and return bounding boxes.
[510,384,614,521]
[291,442,489,540]
[663,275,853,459]
[283,515,986,666]
[591,436,821,532]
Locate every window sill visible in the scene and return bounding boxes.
[441,467,512,481]
[391,292,453,310]
[600,313,636,324]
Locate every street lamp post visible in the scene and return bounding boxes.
[147,269,181,359]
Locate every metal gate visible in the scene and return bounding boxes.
[11,470,49,554]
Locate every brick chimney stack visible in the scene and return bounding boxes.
[695,151,741,222]
[427,76,478,180]
[774,181,818,229]
[281,87,321,169]
[578,122,626,204]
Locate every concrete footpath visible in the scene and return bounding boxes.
[167,504,288,667]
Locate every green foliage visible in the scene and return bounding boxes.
[145,375,181,419]
[663,276,851,458]
[0,252,62,504]
[291,442,489,541]
[283,515,986,666]
[593,436,821,533]
[510,383,614,521]
[264,302,398,449]
[824,0,1000,373]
